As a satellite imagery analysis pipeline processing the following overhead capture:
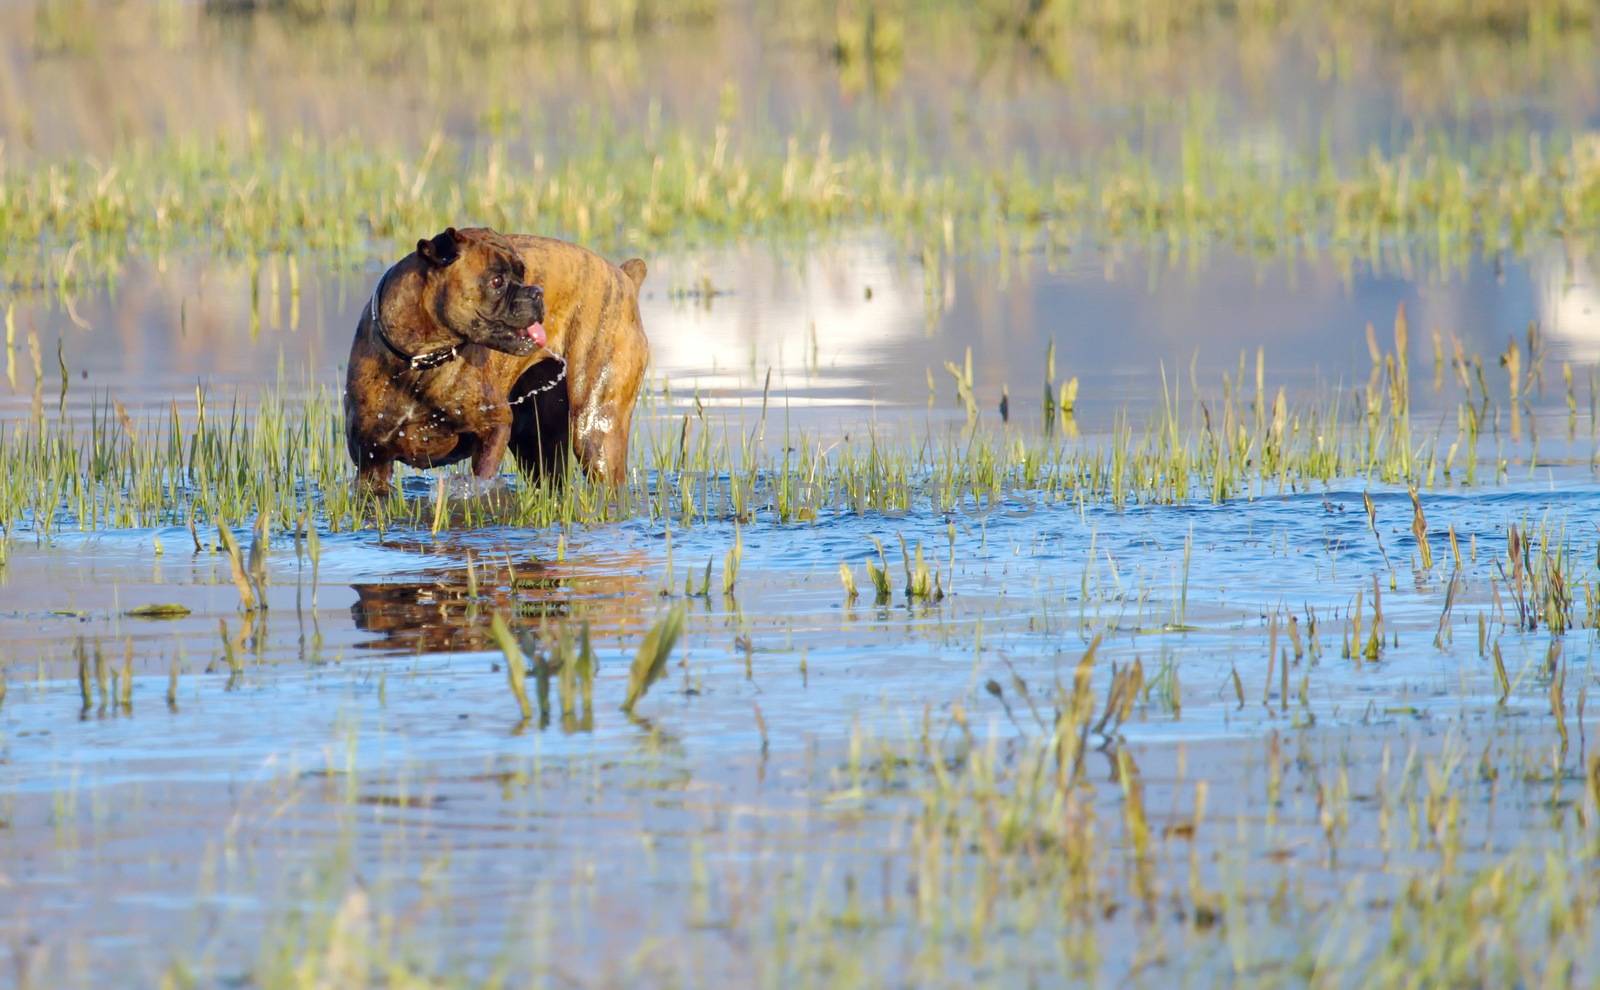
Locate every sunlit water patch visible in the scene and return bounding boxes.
[7,237,1600,437]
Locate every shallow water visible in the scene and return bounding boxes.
[7,235,1599,429]
[5,468,1600,982]
[8,229,1600,981]
[7,229,1600,984]
[6,0,1600,983]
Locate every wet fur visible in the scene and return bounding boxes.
[345,227,648,491]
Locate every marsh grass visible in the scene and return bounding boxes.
[125,603,191,619]
[897,532,941,603]
[838,560,859,603]
[1,321,1587,555]
[211,0,718,35]
[489,612,532,721]
[865,538,893,603]
[988,0,1595,43]
[10,373,1600,986]
[622,604,686,714]
[10,2,1600,984]
[4,121,1599,291]
[721,526,742,595]
[227,713,1600,987]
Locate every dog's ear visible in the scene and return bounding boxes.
[416,228,460,268]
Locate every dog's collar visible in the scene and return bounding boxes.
[368,266,462,372]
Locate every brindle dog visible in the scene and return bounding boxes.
[344,227,649,492]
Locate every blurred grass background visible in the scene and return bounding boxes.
[2,0,1597,284]
[7,0,1596,154]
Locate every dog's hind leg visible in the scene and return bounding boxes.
[574,400,635,487]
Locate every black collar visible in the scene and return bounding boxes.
[368,266,462,372]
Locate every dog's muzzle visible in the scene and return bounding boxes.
[514,285,546,347]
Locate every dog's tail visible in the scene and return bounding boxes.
[620,258,647,289]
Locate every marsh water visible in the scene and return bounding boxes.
[5,2,1600,986]
[7,232,1600,983]
[8,237,1600,422]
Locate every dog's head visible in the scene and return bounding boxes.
[414,227,546,356]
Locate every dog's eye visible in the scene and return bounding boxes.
[490,274,505,291]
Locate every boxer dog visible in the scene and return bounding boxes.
[344,227,648,492]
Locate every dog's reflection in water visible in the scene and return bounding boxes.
[349,551,648,656]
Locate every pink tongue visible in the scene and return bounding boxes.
[525,322,546,347]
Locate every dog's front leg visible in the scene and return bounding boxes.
[357,458,394,495]
[472,419,512,480]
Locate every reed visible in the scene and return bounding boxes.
[622,605,686,714]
